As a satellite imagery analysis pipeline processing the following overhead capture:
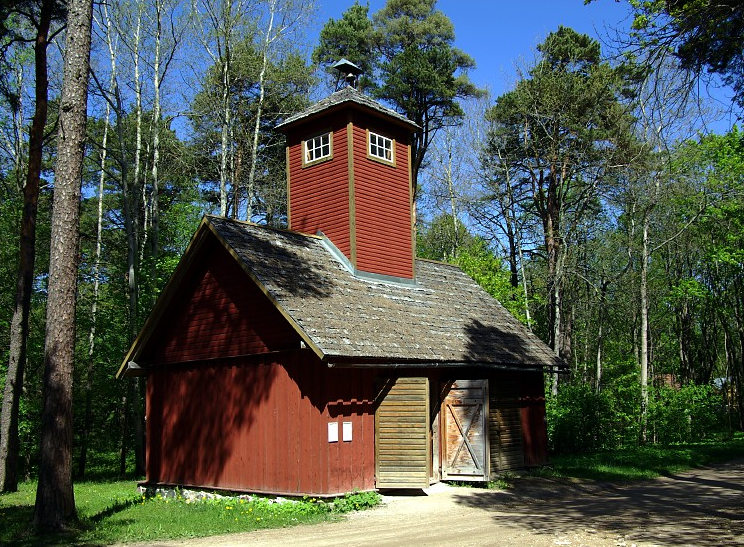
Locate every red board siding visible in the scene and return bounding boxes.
[285,107,414,279]
[288,119,351,260]
[520,372,549,466]
[146,353,377,496]
[352,122,413,279]
[146,242,300,364]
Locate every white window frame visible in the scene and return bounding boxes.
[368,131,394,164]
[304,132,332,165]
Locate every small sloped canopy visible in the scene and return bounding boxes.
[118,216,565,377]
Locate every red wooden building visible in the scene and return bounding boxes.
[118,84,566,496]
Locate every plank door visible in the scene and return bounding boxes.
[489,381,525,475]
[375,377,430,489]
[441,379,488,481]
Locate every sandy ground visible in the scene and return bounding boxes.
[120,459,744,547]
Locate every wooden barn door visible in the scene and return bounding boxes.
[489,381,525,474]
[441,379,488,481]
[375,377,430,489]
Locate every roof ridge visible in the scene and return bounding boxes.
[416,257,462,269]
[205,215,323,241]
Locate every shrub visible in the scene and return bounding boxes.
[648,384,724,444]
[547,377,641,454]
[548,379,726,454]
[331,490,381,513]
[547,383,614,453]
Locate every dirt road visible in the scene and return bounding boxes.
[125,459,744,547]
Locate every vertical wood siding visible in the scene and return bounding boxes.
[145,242,300,364]
[489,380,525,474]
[520,371,549,467]
[287,118,352,260]
[352,118,414,279]
[146,353,378,496]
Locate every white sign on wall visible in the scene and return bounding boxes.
[342,421,352,442]
[328,422,338,443]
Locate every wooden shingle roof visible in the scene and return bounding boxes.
[276,85,420,132]
[206,216,563,371]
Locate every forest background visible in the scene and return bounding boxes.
[0,0,743,503]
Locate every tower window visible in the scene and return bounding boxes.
[368,131,394,164]
[304,132,332,165]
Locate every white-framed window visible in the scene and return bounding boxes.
[304,132,331,164]
[368,131,394,163]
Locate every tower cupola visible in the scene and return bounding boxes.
[277,73,420,281]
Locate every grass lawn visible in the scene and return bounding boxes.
[0,480,379,547]
[547,433,744,482]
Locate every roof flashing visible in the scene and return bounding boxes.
[318,231,418,288]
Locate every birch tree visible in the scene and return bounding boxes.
[629,61,707,440]
[191,0,255,217]
[245,0,313,221]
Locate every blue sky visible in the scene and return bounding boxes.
[314,0,634,98]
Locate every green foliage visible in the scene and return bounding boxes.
[416,213,473,261]
[454,238,527,322]
[313,0,483,191]
[648,384,724,445]
[488,471,516,490]
[548,377,727,454]
[547,383,617,453]
[417,215,530,323]
[623,0,744,107]
[330,490,381,513]
[548,366,645,453]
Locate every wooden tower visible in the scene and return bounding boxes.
[277,77,420,281]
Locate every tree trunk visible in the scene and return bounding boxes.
[220,54,231,216]
[517,237,531,328]
[595,281,608,394]
[33,0,93,531]
[640,209,651,443]
[0,0,52,494]
[119,392,129,476]
[246,0,275,221]
[132,2,143,242]
[151,0,163,289]
[99,1,141,477]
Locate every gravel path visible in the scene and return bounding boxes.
[119,459,744,547]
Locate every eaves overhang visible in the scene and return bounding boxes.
[325,357,569,374]
[276,87,420,134]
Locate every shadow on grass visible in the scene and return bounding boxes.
[87,495,141,524]
[0,504,84,547]
[548,439,744,482]
[1,495,141,547]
